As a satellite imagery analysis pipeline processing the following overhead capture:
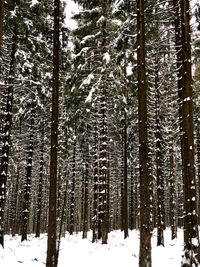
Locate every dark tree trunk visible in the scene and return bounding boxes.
[173,0,184,230]
[11,163,19,237]
[179,0,199,265]
[35,125,44,238]
[0,26,17,248]
[107,148,110,233]
[129,162,138,230]
[0,0,4,47]
[69,135,76,235]
[57,177,68,263]
[46,0,60,266]
[167,87,177,240]
[97,0,109,245]
[197,118,200,226]
[82,130,89,239]
[154,57,165,247]
[137,0,152,266]
[169,136,177,240]
[21,106,35,242]
[98,85,108,244]
[92,117,98,243]
[122,110,128,239]
[120,138,124,232]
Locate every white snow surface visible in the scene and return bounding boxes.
[0,228,184,266]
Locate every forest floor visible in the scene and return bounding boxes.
[0,228,183,266]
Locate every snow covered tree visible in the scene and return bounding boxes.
[0,3,18,247]
[69,0,120,244]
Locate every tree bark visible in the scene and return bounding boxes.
[0,0,4,47]
[122,110,128,238]
[69,134,76,235]
[92,115,98,242]
[154,56,165,247]
[179,0,199,265]
[82,130,89,239]
[137,0,152,266]
[35,125,44,238]
[46,0,60,265]
[21,106,35,242]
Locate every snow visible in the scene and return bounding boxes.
[103,52,111,64]
[0,228,184,267]
[63,0,79,30]
[85,87,95,103]
[30,0,39,7]
[126,65,133,77]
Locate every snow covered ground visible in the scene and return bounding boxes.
[0,228,184,267]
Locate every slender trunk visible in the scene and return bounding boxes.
[57,178,68,263]
[155,56,165,247]
[120,138,124,232]
[98,0,109,245]
[35,125,44,238]
[123,110,128,238]
[169,137,177,240]
[0,0,4,47]
[180,0,198,248]
[197,119,200,225]
[21,107,35,242]
[69,135,76,235]
[92,117,98,242]
[82,131,89,239]
[11,163,19,237]
[129,164,137,230]
[107,148,110,233]
[137,0,152,266]
[98,86,108,244]
[173,0,184,230]
[46,0,60,265]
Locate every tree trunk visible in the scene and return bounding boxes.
[21,106,35,242]
[92,116,98,243]
[98,85,108,244]
[154,56,165,247]
[169,136,177,240]
[122,110,128,238]
[97,0,109,245]
[35,125,44,238]
[197,118,200,226]
[137,0,152,266]
[69,134,76,235]
[82,130,89,239]
[46,0,60,265]
[11,163,19,237]
[0,0,4,47]
[179,0,199,265]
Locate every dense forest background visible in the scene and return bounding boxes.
[0,0,200,266]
